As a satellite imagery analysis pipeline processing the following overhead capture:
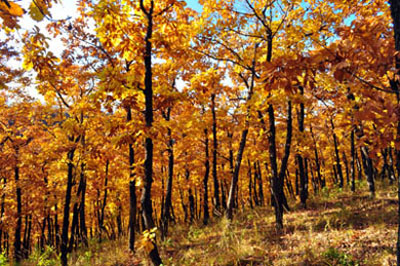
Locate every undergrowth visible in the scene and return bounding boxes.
[21,181,397,265]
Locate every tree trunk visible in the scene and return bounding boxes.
[79,162,87,247]
[388,2,400,263]
[342,151,350,186]
[127,107,136,252]
[268,101,292,230]
[0,177,6,254]
[248,160,253,208]
[61,146,77,266]
[256,161,264,206]
[99,160,109,241]
[211,94,220,211]
[310,125,323,189]
[139,1,162,264]
[203,128,210,225]
[297,87,308,207]
[360,147,375,196]
[226,128,249,220]
[331,119,344,188]
[14,163,22,262]
[350,129,356,191]
[161,107,173,240]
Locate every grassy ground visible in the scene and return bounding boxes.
[23,181,398,266]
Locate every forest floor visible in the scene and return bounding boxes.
[24,181,398,266]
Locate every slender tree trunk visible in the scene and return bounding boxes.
[310,125,323,189]
[297,87,308,207]
[389,2,400,262]
[0,177,6,254]
[162,107,173,240]
[61,146,77,266]
[139,1,162,264]
[331,119,344,188]
[14,162,22,262]
[342,151,350,186]
[203,128,210,225]
[350,129,356,191]
[99,160,109,241]
[127,106,136,253]
[248,160,253,209]
[225,43,257,220]
[226,128,248,219]
[79,162,87,247]
[361,147,375,196]
[211,94,220,211]
[253,162,259,206]
[257,161,264,205]
[268,101,292,230]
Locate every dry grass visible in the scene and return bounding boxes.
[21,181,399,265]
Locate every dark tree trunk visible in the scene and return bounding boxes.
[129,181,136,252]
[0,177,6,254]
[225,42,257,220]
[128,137,137,252]
[388,3,400,262]
[22,215,32,258]
[79,163,87,247]
[361,147,375,196]
[285,171,295,198]
[342,151,350,186]
[61,146,77,266]
[257,161,264,205]
[203,128,210,225]
[226,128,248,219]
[268,101,292,230]
[55,202,60,251]
[350,129,356,192]
[253,162,259,206]
[127,106,136,252]
[211,94,220,211]
[139,1,162,264]
[248,160,253,209]
[161,107,173,240]
[310,125,323,189]
[220,169,227,209]
[99,160,109,241]
[14,163,22,262]
[331,119,344,188]
[297,87,307,207]
[297,155,307,207]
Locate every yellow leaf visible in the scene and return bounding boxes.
[28,2,45,21]
[0,1,24,16]
[22,60,33,71]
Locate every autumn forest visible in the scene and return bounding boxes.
[1,0,400,265]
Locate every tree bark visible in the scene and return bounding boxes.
[226,128,248,220]
[14,163,22,262]
[203,128,210,225]
[297,87,308,207]
[350,129,356,192]
[127,106,136,252]
[388,2,400,263]
[139,1,162,264]
[331,119,344,188]
[211,94,220,211]
[268,101,292,230]
[61,146,77,266]
[161,107,173,239]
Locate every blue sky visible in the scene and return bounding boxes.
[186,0,202,11]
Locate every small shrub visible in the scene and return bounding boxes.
[29,246,58,266]
[0,252,7,266]
[323,247,359,266]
